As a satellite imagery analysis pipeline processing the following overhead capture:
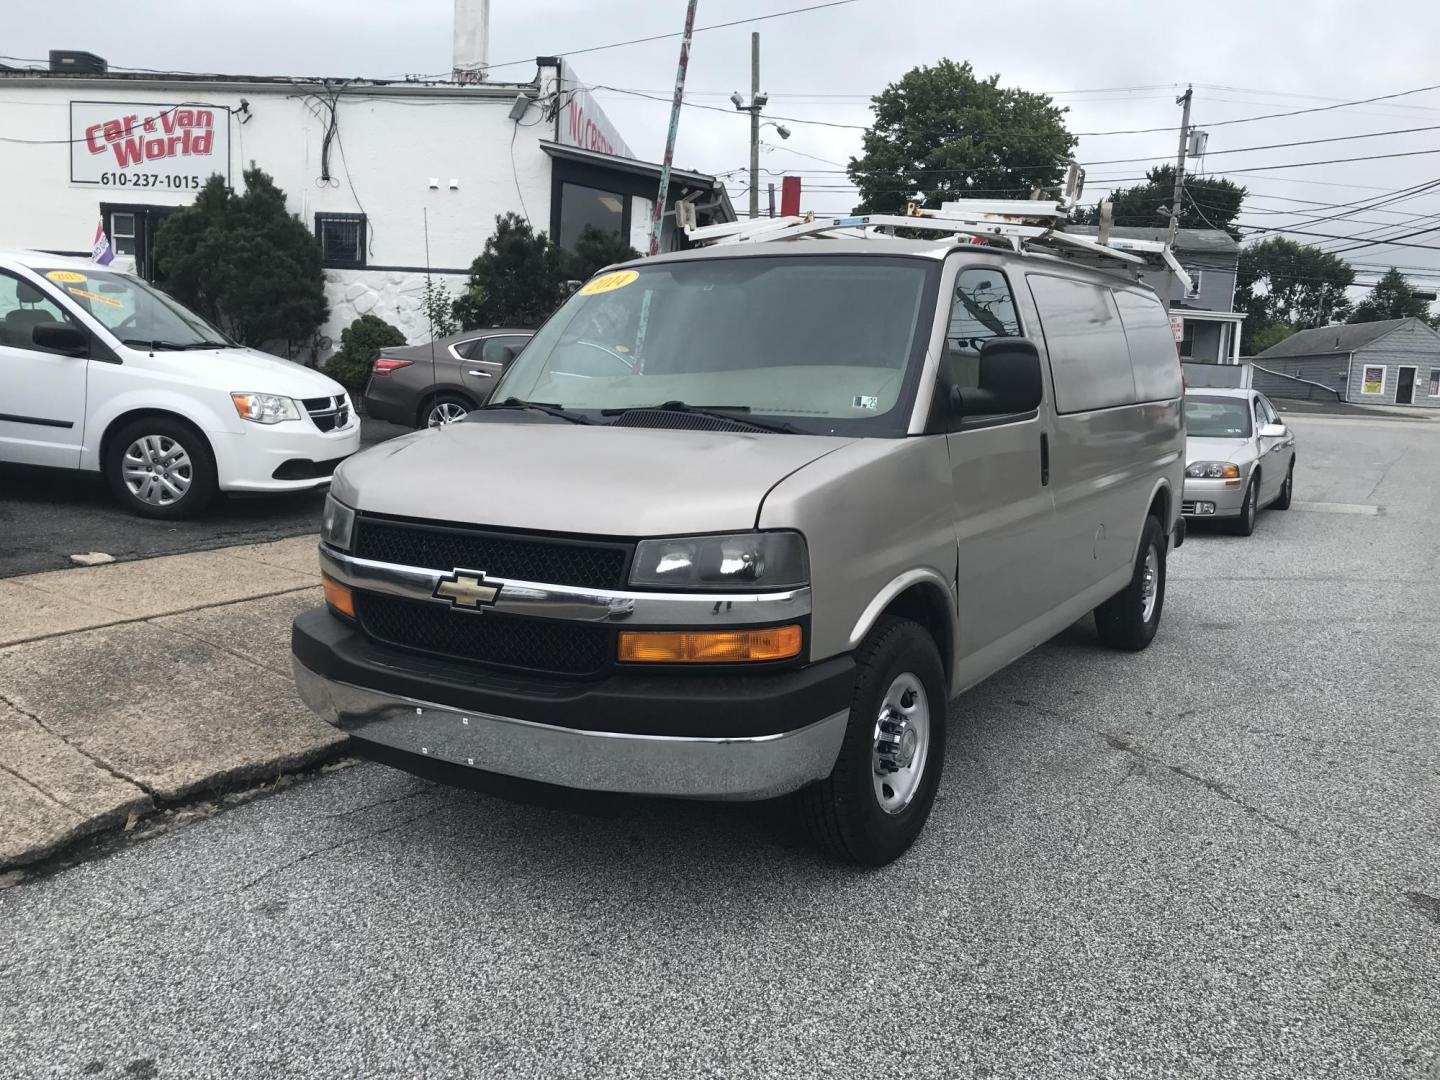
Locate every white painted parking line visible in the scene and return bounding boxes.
[1289,500,1380,515]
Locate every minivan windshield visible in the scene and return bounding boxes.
[495,255,937,436]
[37,267,231,350]
[1185,395,1252,438]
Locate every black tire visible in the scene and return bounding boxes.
[1095,516,1166,652]
[418,392,474,429]
[800,617,947,866]
[104,416,217,519]
[1228,474,1259,536]
[1273,463,1294,511]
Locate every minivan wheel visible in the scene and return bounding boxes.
[423,394,473,429]
[1094,516,1166,652]
[104,417,216,519]
[800,616,947,866]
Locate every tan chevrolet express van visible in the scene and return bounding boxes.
[293,220,1185,865]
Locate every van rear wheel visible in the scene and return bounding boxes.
[800,617,947,866]
[1094,516,1166,652]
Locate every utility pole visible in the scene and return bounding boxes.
[767,183,776,218]
[649,0,698,256]
[1164,84,1194,314]
[732,33,777,220]
[1168,85,1193,246]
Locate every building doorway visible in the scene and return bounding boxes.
[100,204,178,282]
[1396,365,1417,405]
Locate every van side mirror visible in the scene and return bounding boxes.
[951,337,1043,417]
[33,320,89,357]
[1258,422,1287,438]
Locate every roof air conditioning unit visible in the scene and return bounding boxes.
[49,50,108,75]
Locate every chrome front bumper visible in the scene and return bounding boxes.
[293,658,848,801]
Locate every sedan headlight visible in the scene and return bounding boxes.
[1186,461,1240,479]
[630,531,808,590]
[320,494,355,551]
[231,392,301,424]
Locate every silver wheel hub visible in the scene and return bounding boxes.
[428,402,467,428]
[872,672,930,815]
[1140,545,1159,623]
[121,435,192,506]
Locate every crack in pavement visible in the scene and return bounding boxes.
[0,689,155,799]
[1101,731,1304,840]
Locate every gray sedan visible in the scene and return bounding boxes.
[363,328,533,429]
[1182,387,1297,536]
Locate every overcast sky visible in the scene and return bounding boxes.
[10,0,1440,289]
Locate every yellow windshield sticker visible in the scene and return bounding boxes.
[67,286,124,307]
[579,270,638,295]
[46,270,88,284]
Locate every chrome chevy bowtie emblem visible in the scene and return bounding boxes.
[433,570,501,609]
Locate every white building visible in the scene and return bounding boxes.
[0,14,733,356]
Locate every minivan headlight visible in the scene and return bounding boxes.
[630,532,808,590]
[231,392,301,424]
[320,494,355,551]
[1186,461,1240,479]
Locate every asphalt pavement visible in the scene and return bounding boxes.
[0,418,409,578]
[1,414,1437,1079]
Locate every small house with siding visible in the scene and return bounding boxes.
[1252,318,1440,407]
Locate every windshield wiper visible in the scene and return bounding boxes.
[121,339,219,351]
[479,397,592,425]
[601,400,802,434]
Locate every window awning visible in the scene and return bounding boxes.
[539,141,734,221]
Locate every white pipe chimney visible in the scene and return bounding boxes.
[452,0,490,83]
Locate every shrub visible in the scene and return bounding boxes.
[325,314,406,396]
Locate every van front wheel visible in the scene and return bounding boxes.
[104,417,217,519]
[1094,516,1166,652]
[800,617,947,866]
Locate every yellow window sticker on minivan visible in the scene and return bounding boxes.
[67,286,123,307]
[46,270,88,284]
[579,270,639,295]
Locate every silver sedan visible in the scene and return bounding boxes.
[1182,387,1297,536]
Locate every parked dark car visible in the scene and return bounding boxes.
[363,328,533,428]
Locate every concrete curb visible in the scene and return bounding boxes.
[0,536,347,869]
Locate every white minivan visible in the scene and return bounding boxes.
[0,250,360,518]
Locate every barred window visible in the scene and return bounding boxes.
[315,213,366,268]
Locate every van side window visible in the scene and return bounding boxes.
[1026,274,1134,414]
[946,268,1021,390]
[1112,289,1183,403]
[0,272,78,356]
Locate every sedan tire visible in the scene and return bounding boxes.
[1229,475,1259,536]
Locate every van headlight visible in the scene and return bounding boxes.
[320,494,355,551]
[630,532,808,590]
[231,392,301,424]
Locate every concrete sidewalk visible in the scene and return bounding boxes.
[0,535,345,868]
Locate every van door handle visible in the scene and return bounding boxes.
[1040,432,1050,487]
[464,369,493,378]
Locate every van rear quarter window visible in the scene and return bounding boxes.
[1026,274,1136,414]
[1113,289,1183,402]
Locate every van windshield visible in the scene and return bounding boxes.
[37,268,230,350]
[495,255,937,436]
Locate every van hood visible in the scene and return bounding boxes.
[133,345,346,400]
[332,419,854,536]
[1185,436,1254,465]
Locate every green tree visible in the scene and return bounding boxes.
[847,59,1077,214]
[1348,267,1433,324]
[324,314,406,395]
[156,167,328,356]
[563,225,640,282]
[1073,164,1247,239]
[453,213,565,329]
[1235,237,1354,353]
[420,277,458,339]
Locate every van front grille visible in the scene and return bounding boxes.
[354,593,610,676]
[303,395,350,432]
[352,518,629,589]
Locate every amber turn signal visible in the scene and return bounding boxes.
[618,625,803,664]
[322,574,355,619]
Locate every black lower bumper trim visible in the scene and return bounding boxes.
[292,607,856,739]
